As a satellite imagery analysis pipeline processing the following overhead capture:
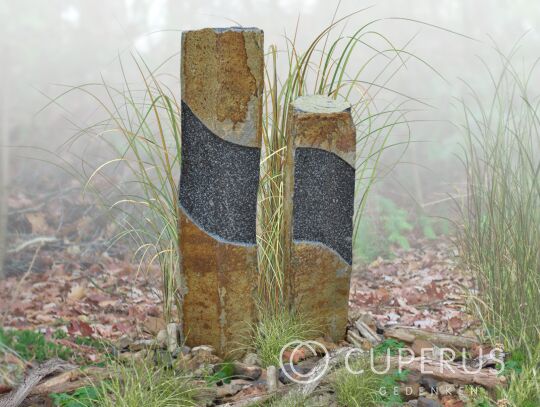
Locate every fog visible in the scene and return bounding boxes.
[1,0,539,236]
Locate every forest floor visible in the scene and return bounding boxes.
[0,181,494,407]
[350,239,476,336]
[1,184,478,388]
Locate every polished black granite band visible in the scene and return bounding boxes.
[293,147,354,264]
[179,101,261,244]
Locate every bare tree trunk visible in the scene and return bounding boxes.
[0,47,9,279]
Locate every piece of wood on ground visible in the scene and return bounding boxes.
[354,319,382,345]
[346,329,365,348]
[384,326,477,349]
[0,359,76,407]
[30,366,108,396]
[387,356,505,389]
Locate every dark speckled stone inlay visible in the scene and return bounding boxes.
[180,101,260,244]
[293,148,354,264]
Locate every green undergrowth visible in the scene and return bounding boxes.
[355,196,449,263]
[94,360,197,407]
[464,386,494,407]
[205,361,235,385]
[373,338,407,356]
[0,327,112,366]
[253,341,410,407]
[495,344,540,407]
[0,327,73,362]
[51,385,102,407]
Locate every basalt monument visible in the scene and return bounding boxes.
[179,28,356,355]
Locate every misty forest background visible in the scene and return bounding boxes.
[2,0,539,265]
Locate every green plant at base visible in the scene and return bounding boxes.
[50,385,101,407]
[374,338,406,356]
[497,365,540,407]
[332,357,404,407]
[497,349,525,376]
[93,359,197,407]
[0,327,72,362]
[52,329,68,340]
[495,343,540,407]
[205,361,235,385]
[242,309,320,368]
[73,336,110,352]
[464,386,494,407]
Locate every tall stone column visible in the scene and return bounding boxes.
[180,27,264,356]
[284,95,356,342]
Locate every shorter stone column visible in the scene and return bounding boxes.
[284,95,356,341]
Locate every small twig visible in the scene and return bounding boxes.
[421,194,467,208]
[84,274,118,296]
[7,237,58,254]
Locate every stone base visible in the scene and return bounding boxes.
[291,242,351,342]
[180,209,257,357]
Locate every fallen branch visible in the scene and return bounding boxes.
[384,326,477,349]
[294,349,505,391]
[0,363,110,407]
[0,359,76,407]
[354,320,382,346]
[7,237,58,254]
[388,357,506,389]
[220,347,506,406]
[346,330,365,348]
[30,366,108,396]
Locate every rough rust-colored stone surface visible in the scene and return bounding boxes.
[180,27,263,357]
[292,95,356,166]
[284,95,356,341]
[291,242,351,341]
[181,27,263,147]
[180,209,257,356]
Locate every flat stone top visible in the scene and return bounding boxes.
[183,27,262,34]
[293,95,351,114]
